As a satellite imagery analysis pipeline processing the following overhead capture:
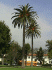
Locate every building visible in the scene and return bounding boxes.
[24,53,52,66]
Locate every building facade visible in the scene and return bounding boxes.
[25,53,52,65]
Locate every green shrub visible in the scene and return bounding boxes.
[42,64,51,68]
[42,64,51,66]
[0,61,2,65]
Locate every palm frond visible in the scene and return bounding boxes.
[12,17,20,23]
[12,17,21,28]
[27,7,33,11]
[18,24,20,28]
[25,21,41,38]
[14,8,22,12]
[18,5,24,9]
[11,3,38,29]
[14,22,17,28]
[12,12,20,15]
[26,3,30,8]
[11,15,19,19]
[30,11,37,14]
[22,6,25,11]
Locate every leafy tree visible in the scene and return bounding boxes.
[7,41,22,66]
[15,44,22,66]
[33,48,39,54]
[7,41,17,65]
[0,20,11,54]
[48,50,52,59]
[46,40,52,52]
[11,3,37,68]
[43,49,48,54]
[25,21,41,66]
[36,47,44,64]
[24,43,30,66]
[46,40,52,61]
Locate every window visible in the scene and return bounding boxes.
[51,61,52,63]
[45,57,47,58]
[28,56,30,59]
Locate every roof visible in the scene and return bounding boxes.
[28,54,48,56]
[28,54,36,56]
[44,54,48,56]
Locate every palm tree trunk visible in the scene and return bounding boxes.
[31,34,33,67]
[25,55,27,66]
[22,21,25,68]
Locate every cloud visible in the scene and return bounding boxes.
[37,17,52,39]
[0,2,14,26]
[0,2,52,49]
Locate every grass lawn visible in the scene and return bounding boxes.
[0,67,52,70]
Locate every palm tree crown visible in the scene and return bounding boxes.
[11,3,37,28]
[25,20,41,38]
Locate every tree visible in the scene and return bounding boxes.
[0,20,11,54]
[0,20,11,65]
[48,50,52,59]
[46,40,52,52]
[36,47,44,64]
[43,49,48,54]
[11,3,37,68]
[7,41,17,65]
[15,44,22,66]
[7,41,22,66]
[25,21,41,66]
[33,48,39,54]
[46,40,52,60]
[24,43,30,66]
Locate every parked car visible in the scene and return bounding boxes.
[12,63,17,66]
[4,63,8,65]
[37,63,41,66]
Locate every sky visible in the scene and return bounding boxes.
[0,0,52,49]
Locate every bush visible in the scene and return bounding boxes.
[42,64,51,66]
[42,64,51,68]
[0,61,2,65]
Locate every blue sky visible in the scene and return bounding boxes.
[0,0,52,49]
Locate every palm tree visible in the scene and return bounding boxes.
[11,3,37,68]
[25,20,41,67]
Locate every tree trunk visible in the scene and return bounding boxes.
[10,58,12,66]
[31,34,33,67]
[22,21,25,68]
[25,56,27,66]
[16,58,18,67]
[2,57,4,65]
[40,60,42,65]
[2,54,4,65]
